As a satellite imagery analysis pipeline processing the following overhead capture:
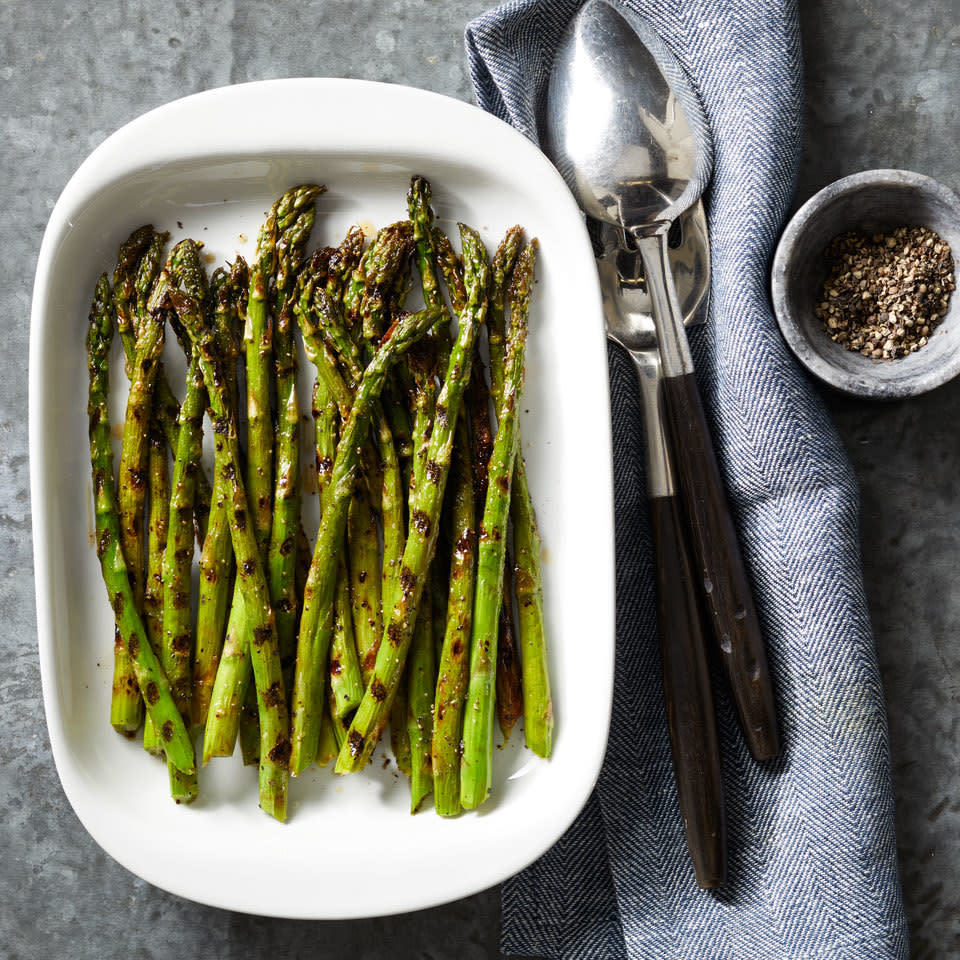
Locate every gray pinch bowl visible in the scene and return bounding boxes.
[771,169,960,399]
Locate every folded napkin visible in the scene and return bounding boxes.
[465,2,909,957]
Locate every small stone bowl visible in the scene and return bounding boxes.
[771,169,960,399]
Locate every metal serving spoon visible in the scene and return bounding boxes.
[598,204,726,888]
[547,0,779,762]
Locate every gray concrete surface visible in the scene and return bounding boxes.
[800,3,960,957]
[2,1,957,957]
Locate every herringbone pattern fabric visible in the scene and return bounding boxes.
[465,2,909,957]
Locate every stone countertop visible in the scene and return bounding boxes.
[800,2,960,955]
[2,1,957,956]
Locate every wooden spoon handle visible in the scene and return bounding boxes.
[662,371,780,761]
[650,491,727,889]
[631,344,726,886]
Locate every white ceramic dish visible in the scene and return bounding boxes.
[30,78,613,919]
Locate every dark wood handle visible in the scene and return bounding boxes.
[662,372,779,761]
[651,493,726,889]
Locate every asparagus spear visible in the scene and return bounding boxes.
[316,688,340,768]
[87,274,194,774]
[408,177,446,319]
[164,286,290,822]
[310,284,404,685]
[204,187,322,761]
[431,221,502,800]
[238,186,323,763]
[267,296,302,685]
[458,227,553,753]
[330,551,364,716]
[468,344,494,506]
[430,539,449,666]
[343,222,415,458]
[512,457,553,757]
[407,334,438,491]
[345,488,378,702]
[110,237,169,734]
[327,688,351,753]
[487,229,526,742]
[399,331,440,796]
[432,416,476,816]
[335,264,387,688]
[461,241,535,809]
[202,600,248,761]
[405,178,469,810]
[310,334,355,752]
[390,460,414,780]
[376,422,406,682]
[299,249,386,487]
[345,221,414,343]
[408,182,465,632]
[142,421,169,755]
[464,297,527,740]
[239,184,322,762]
[390,670,412,777]
[238,690,260,767]
[335,225,490,774]
[205,557,259,760]
[193,260,245,727]
[159,240,209,802]
[247,184,323,552]
[110,229,172,733]
[295,525,312,623]
[300,269,373,730]
[487,227,524,407]
[407,592,436,812]
[494,236,553,756]
[390,246,414,315]
[410,185,490,808]
[326,226,365,304]
[312,374,338,501]
[267,186,320,664]
[311,236,368,758]
[109,226,150,356]
[290,305,440,775]
[311,347,364,719]
[432,226,467,315]
[495,563,523,741]
[160,345,203,806]
[113,226,213,545]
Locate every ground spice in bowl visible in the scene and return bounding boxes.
[814,226,955,360]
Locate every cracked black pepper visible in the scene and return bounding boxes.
[814,226,955,360]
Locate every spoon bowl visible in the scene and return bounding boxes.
[546,0,710,232]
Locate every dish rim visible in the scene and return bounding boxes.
[29,77,615,918]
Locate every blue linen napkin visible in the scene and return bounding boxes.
[465,2,909,957]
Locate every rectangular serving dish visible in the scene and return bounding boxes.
[30,78,614,918]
